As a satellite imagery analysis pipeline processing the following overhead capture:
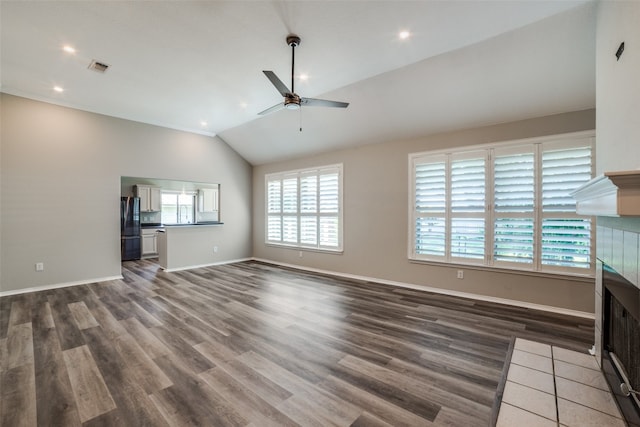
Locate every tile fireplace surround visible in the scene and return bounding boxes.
[594,216,640,366]
[572,170,640,425]
[595,216,640,426]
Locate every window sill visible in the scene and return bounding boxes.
[265,243,343,255]
[408,257,594,283]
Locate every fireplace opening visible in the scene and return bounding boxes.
[602,262,640,426]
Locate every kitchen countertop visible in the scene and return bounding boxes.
[145,222,223,229]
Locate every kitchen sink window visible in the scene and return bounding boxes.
[161,191,195,224]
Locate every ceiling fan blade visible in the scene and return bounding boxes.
[258,102,285,116]
[263,71,290,97]
[301,97,349,108]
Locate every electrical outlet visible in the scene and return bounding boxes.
[298,251,303,258]
[457,270,464,279]
[213,246,218,253]
[35,262,44,272]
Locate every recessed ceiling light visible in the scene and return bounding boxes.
[240,102,248,109]
[298,73,309,81]
[53,86,64,93]
[63,45,76,54]
[200,121,208,127]
[399,30,411,40]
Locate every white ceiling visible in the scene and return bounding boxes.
[1,1,596,165]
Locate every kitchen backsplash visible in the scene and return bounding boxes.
[140,208,219,224]
[196,211,219,223]
[141,212,161,224]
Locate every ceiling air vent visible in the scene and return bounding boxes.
[88,60,110,73]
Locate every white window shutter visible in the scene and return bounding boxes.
[413,158,446,258]
[265,165,342,251]
[282,177,297,213]
[541,146,591,212]
[410,133,594,274]
[493,148,535,266]
[450,153,486,261]
[541,218,591,268]
[540,142,593,269]
[319,172,339,213]
[300,175,317,213]
[415,161,446,214]
[494,151,535,213]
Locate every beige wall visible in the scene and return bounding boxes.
[596,1,640,174]
[0,94,252,293]
[253,109,596,313]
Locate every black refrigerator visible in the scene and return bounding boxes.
[120,197,141,261]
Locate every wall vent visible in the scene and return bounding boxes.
[88,60,110,73]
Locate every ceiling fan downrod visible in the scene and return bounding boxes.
[287,35,300,94]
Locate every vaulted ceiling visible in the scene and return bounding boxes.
[0,1,596,165]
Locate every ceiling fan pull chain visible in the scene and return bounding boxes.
[299,106,303,132]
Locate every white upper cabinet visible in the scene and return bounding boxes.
[150,187,162,211]
[135,185,162,212]
[198,188,219,212]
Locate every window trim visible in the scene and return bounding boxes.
[265,163,344,253]
[161,190,197,225]
[408,130,595,277]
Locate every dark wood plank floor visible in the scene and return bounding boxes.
[0,260,593,426]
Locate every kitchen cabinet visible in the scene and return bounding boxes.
[141,228,161,257]
[198,188,218,212]
[135,185,162,212]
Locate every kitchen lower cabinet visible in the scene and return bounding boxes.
[141,228,161,258]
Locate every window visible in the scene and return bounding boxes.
[410,132,594,275]
[161,192,195,224]
[266,164,343,251]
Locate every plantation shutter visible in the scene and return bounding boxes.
[319,168,340,248]
[265,165,342,251]
[493,147,535,266]
[413,155,447,258]
[267,180,282,242]
[450,151,486,262]
[300,175,317,213]
[540,141,593,270]
[409,132,594,275]
[300,174,318,246]
[282,176,298,243]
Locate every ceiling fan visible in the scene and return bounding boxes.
[259,34,349,115]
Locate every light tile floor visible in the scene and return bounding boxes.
[496,338,625,427]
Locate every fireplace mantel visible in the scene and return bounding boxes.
[572,170,640,216]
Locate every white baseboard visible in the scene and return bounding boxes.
[251,257,595,320]
[1,258,595,321]
[0,257,253,296]
[162,257,253,273]
[0,275,124,297]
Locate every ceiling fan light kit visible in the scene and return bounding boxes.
[284,95,301,110]
[259,34,349,116]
